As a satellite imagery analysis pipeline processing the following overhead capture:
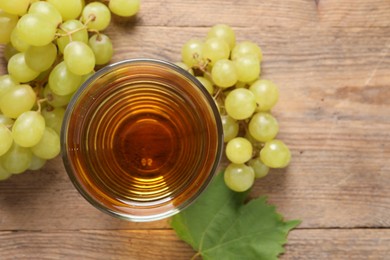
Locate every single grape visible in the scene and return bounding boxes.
[0,84,36,118]
[0,10,18,44]
[260,139,291,168]
[28,1,62,27]
[47,0,83,21]
[43,86,73,108]
[249,79,279,112]
[48,61,82,96]
[82,2,111,31]
[16,13,57,46]
[0,163,12,180]
[41,106,65,135]
[224,88,256,120]
[211,59,238,88]
[0,124,13,156]
[196,76,214,95]
[109,0,140,17]
[31,127,60,160]
[226,137,253,164]
[202,37,230,65]
[1,142,32,174]
[12,111,45,148]
[56,20,89,53]
[181,39,204,68]
[25,43,57,72]
[0,74,18,98]
[206,24,236,50]
[0,0,30,16]
[10,28,30,52]
[248,158,270,179]
[248,112,279,142]
[234,55,260,83]
[88,34,114,65]
[28,154,46,171]
[221,115,239,142]
[7,53,40,83]
[231,41,263,61]
[224,163,255,192]
[64,41,95,75]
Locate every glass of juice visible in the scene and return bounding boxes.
[61,59,223,222]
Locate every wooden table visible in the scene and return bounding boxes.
[1,0,390,259]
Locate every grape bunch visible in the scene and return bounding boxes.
[0,0,140,180]
[178,24,291,192]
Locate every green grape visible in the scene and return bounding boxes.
[109,0,140,17]
[28,154,46,171]
[234,55,260,83]
[25,43,57,72]
[0,115,14,127]
[12,111,45,147]
[224,163,255,192]
[4,43,19,61]
[202,37,230,65]
[248,112,279,142]
[211,59,238,88]
[226,137,253,164]
[1,142,32,174]
[221,115,239,142]
[0,74,18,98]
[31,127,60,160]
[64,41,95,75]
[248,158,270,179]
[231,41,263,61]
[16,14,57,46]
[82,2,111,31]
[0,84,36,118]
[196,76,214,95]
[57,20,89,53]
[249,79,279,112]
[206,24,236,50]
[89,34,114,65]
[181,39,204,68]
[224,88,256,120]
[49,61,82,96]
[0,0,30,16]
[7,53,40,83]
[260,139,291,168]
[10,29,30,52]
[41,106,65,135]
[43,86,73,108]
[0,124,13,156]
[47,0,83,21]
[28,1,63,27]
[0,10,18,44]
[0,163,12,180]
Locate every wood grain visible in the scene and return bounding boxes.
[1,0,390,259]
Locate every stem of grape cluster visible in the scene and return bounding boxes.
[36,98,48,113]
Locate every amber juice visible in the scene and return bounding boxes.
[61,59,223,222]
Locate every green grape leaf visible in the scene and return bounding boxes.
[170,173,301,260]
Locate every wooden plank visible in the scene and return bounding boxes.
[0,229,389,260]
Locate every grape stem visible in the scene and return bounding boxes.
[36,98,48,113]
[55,15,98,41]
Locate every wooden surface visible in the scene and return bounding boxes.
[1,0,390,259]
